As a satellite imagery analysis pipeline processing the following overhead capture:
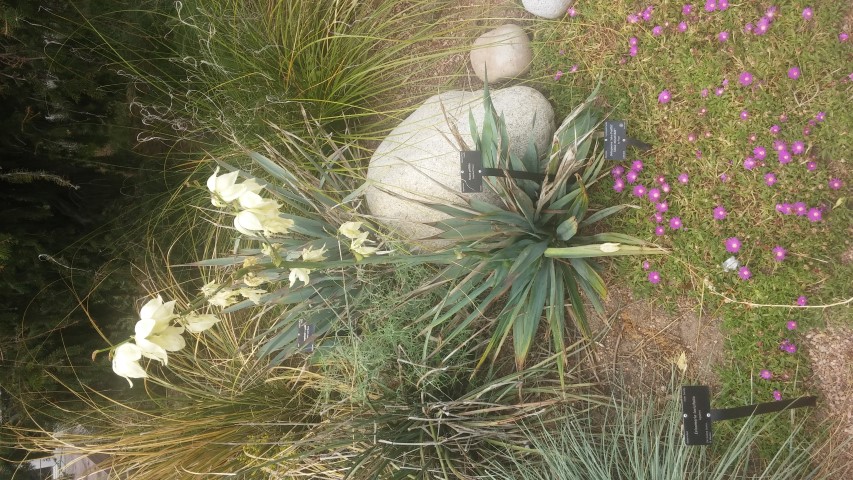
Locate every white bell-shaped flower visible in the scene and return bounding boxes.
[112,343,148,387]
[207,167,247,207]
[182,313,222,334]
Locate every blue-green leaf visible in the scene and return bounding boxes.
[556,216,578,241]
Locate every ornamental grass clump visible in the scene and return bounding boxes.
[407,83,667,371]
[484,385,850,479]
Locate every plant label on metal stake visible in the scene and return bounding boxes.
[297,319,315,353]
[604,120,628,161]
[604,120,652,161]
[681,385,817,446]
[460,150,483,193]
[460,151,554,193]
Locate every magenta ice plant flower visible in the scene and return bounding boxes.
[613,178,626,192]
[648,271,662,284]
[802,7,813,20]
[652,25,663,36]
[658,89,672,103]
[725,237,742,253]
[717,0,728,10]
[770,124,780,135]
[626,170,639,184]
[704,0,716,12]
[715,86,724,96]
[754,18,770,35]
[554,70,564,81]
[753,146,766,160]
[788,67,801,80]
[778,150,792,164]
[780,340,797,354]
[772,245,787,262]
[796,296,807,306]
[656,202,669,213]
[642,260,651,270]
[739,110,748,120]
[718,31,730,42]
[661,182,671,193]
[806,161,817,171]
[773,390,782,401]
[807,207,823,222]
[787,320,798,330]
[568,6,577,17]
[653,212,664,223]
[629,36,639,47]
[779,203,794,215]
[669,217,683,230]
[791,141,805,155]
[840,32,849,42]
[648,188,662,202]
[773,140,787,152]
[764,172,777,186]
[738,266,752,280]
[677,172,689,184]
[743,157,756,170]
[739,71,754,86]
[760,369,772,380]
[654,225,666,236]
[720,173,729,182]
[632,160,644,171]
[713,205,727,220]
[629,46,638,57]
[793,202,808,216]
[829,178,843,190]
[632,184,647,198]
[682,4,692,15]
[612,165,625,177]
[678,21,688,32]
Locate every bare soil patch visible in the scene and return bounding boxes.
[588,286,725,397]
[803,324,853,474]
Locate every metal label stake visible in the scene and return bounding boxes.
[681,386,817,446]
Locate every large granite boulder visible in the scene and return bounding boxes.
[522,0,573,19]
[365,86,554,250]
[470,24,532,83]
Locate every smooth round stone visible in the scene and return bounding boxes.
[470,24,532,83]
[522,0,573,19]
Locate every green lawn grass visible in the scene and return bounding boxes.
[528,0,851,455]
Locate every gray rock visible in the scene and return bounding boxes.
[365,86,554,250]
[470,24,532,83]
[522,0,573,19]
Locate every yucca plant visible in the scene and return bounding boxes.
[182,84,666,371]
[405,83,667,372]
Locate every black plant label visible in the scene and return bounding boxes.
[681,385,713,445]
[460,151,483,193]
[604,120,627,161]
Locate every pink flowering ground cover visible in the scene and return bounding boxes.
[533,0,851,455]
